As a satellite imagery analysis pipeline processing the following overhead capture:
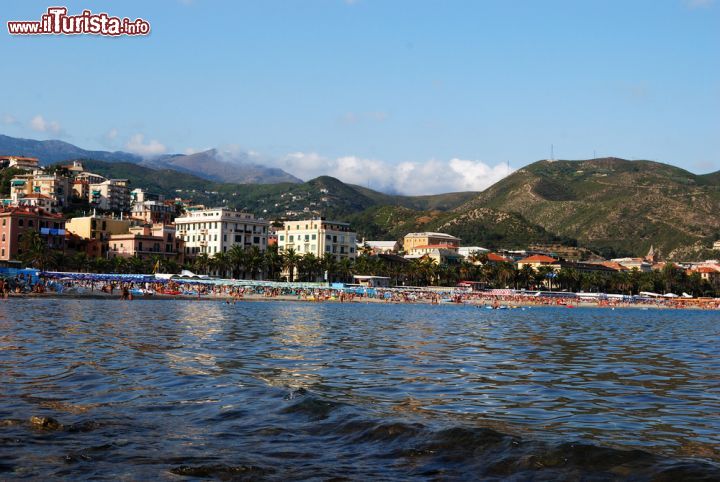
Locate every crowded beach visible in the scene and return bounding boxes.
[2,268,719,311]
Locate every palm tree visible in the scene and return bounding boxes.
[496,262,515,289]
[283,248,300,282]
[72,252,89,273]
[297,253,322,282]
[264,244,284,281]
[337,257,354,283]
[129,255,146,274]
[321,253,338,283]
[244,246,265,280]
[18,230,54,271]
[193,253,211,276]
[228,245,246,279]
[211,251,230,278]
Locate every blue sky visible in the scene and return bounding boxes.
[1,0,718,194]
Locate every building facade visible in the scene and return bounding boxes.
[174,208,269,257]
[0,156,40,171]
[108,224,184,262]
[0,207,66,261]
[278,218,357,261]
[65,215,132,257]
[403,232,460,252]
[89,179,130,212]
[10,172,71,210]
[131,200,175,224]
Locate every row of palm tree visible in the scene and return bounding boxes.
[17,230,720,296]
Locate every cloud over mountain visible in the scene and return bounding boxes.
[275,152,513,195]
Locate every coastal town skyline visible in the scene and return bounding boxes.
[2,0,719,195]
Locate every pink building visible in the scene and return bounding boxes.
[108,223,184,263]
[0,207,66,261]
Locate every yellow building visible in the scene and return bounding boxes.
[65,215,132,242]
[516,254,561,271]
[403,232,460,251]
[10,172,71,209]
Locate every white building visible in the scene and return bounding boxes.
[458,246,490,259]
[174,208,269,257]
[89,179,130,212]
[359,240,399,254]
[1,156,39,171]
[278,218,357,261]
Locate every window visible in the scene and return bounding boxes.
[18,219,23,227]
[28,220,34,227]
[1,234,3,241]
[253,236,260,244]
[1,219,4,226]
[311,234,316,240]
[279,235,284,241]
[289,235,294,242]
[223,234,227,242]
[235,235,241,242]
[1,249,3,257]
[305,234,309,241]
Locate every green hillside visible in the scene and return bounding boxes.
[72,161,473,226]
[451,158,720,258]
[63,157,720,259]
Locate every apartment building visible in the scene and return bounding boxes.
[0,156,39,171]
[278,218,357,260]
[0,207,66,261]
[89,179,130,212]
[108,223,184,262]
[174,208,269,257]
[403,232,460,252]
[131,200,175,224]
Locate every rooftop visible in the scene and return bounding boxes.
[518,254,559,264]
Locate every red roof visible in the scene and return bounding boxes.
[518,254,558,264]
[487,252,513,262]
[22,193,52,199]
[599,261,629,271]
[697,267,718,274]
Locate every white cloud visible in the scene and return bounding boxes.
[2,114,18,125]
[275,152,513,195]
[684,0,714,8]
[105,128,118,140]
[125,134,167,157]
[29,115,63,135]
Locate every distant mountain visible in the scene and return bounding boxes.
[74,160,476,232]
[446,158,720,258]
[0,134,301,185]
[142,148,302,184]
[0,134,141,164]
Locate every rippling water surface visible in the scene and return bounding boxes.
[1,299,719,480]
